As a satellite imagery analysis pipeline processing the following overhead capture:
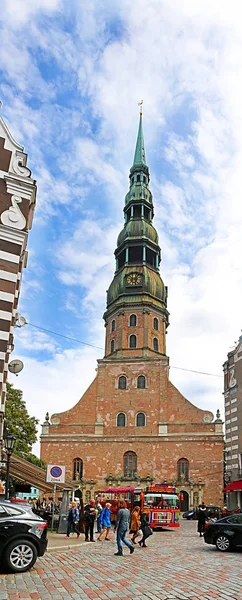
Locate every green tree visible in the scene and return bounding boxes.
[5,382,45,467]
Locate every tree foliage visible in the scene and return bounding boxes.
[5,383,45,467]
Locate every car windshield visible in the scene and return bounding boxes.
[144,493,179,508]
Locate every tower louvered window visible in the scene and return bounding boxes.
[130,314,137,327]
[153,337,159,351]
[153,317,158,330]
[137,375,146,389]
[136,412,146,426]
[118,376,127,390]
[110,339,115,353]
[129,334,137,349]
[117,413,126,427]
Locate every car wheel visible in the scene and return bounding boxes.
[215,534,231,552]
[4,539,38,573]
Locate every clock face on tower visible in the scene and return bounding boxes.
[126,273,142,286]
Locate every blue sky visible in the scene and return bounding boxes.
[1,0,242,450]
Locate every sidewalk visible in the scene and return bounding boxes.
[47,531,86,552]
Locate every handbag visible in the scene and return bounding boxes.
[137,529,142,537]
[144,525,153,538]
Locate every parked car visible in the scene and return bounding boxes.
[183,509,196,520]
[204,513,242,551]
[0,500,48,572]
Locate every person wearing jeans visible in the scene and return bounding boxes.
[114,500,134,556]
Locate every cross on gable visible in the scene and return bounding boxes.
[0,137,12,173]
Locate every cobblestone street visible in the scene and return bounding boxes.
[1,520,241,600]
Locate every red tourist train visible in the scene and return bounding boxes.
[96,483,181,528]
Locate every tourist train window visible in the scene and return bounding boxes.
[153,317,158,331]
[111,319,116,332]
[124,451,137,477]
[129,314,137,327]
[129,334,137,349]
[110,339,115,353]
[136,412,146,426]
[117,413,126,427]
[73,458,83,481]
[153,337,159,351]
[177,458,189,481]
[118,376,127,390]
[137,375,146,389]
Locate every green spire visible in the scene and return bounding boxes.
[133,113,146,167]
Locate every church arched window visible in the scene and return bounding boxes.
[118,376,127,390]
[153,317,158,331]
[111,319,116,332]
[129,334,137,349]
[137,375,146,389]
[129,314,137,327]
[153,337,159,352]
[110,339,115,353]
[136,412,146,426]
[177,458,189,481]
[117,413,126,427]
[124,451,137,477]
[73,457,83,481]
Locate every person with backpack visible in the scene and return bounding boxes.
[65,501,80,539]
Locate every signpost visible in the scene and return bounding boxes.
[46,464,66,530]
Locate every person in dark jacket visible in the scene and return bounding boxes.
[65,502,80,539]
[114,500,134,556]
[197,502,207,537]
[84,499,96,542]
[138,510,150,548]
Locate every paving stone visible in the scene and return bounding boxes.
[1,521,242,599]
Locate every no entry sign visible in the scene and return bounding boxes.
[46,464,66,483]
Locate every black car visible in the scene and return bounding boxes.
[204,513,242,552]
[0,501,48,572]
[183,509,196,520]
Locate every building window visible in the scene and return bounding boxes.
[118,375,127,390]
[136,412,146,426]
[137,375,146,389]
[177,458,189,481]
[73,458,83,481]
[117,413,126,427]
[110,339,115,353]
[153,337,159,351]
[129,334,137,349]
[124,451,137,477]
[111,319,116,332]
[153,317,158,330]
[129,314,137,327]
[137,174,140,182]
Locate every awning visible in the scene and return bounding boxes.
[1,453,75,494]
[224,480,242,492]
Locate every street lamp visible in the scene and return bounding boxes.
[4,432,16,500]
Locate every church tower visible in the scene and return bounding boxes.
[41,110,224,509]
[104,106,169,360]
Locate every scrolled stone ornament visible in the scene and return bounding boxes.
[1,195,26,229]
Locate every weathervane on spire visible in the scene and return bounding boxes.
[138,100,143,115]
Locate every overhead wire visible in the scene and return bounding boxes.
[26,322,223,378]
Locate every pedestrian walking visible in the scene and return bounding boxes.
[65,502,80,539]
[114,499,134,556]
[138,510,151,548]
[197,502,207,537]
[96,496,103,533]
[97,503,112,540]
[84,499,96,542]
[130,505,141,544]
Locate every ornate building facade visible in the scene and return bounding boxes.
[40,112,224,509]
[0,110,37,472]
[223,336,242,510]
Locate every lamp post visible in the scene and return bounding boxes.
[4,432,16,500]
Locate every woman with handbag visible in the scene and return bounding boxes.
[138,510,152,547]
[130,506,141,544]
[65,501,80,539]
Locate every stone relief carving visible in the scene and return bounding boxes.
[1,195,26,230]
[229,368,237,388]
[11,151,31,178]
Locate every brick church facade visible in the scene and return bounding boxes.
[40,111,224,510]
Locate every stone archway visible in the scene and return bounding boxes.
[180,490,189,511]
